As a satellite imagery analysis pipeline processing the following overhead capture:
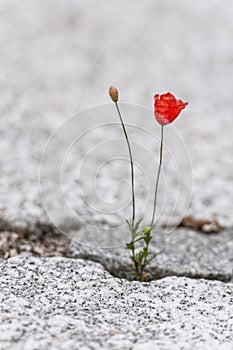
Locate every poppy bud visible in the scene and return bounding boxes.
[109,86,119,103]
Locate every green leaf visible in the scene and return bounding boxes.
[135,251,144,264]
[143,248,149,258]
[134,218,143,232]
[143,234,152,245]
[132,230,141,239]
[142,226,152,234]
[126,242,134,250]
[125,219,130,225]
[132,236,145,244]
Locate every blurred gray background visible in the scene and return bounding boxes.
[0,0,232,231]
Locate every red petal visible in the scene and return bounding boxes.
[154,92,188,125]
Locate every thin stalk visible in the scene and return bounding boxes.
[131,243,140,278]
[115,102,135,229]
[150,125,164,228]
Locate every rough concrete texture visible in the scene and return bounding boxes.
[0,257,232,350]
[68,228,233,282]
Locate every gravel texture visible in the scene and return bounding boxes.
[0,226,70,259]
[0,256,232,350]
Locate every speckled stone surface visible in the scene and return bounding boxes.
[0,256,232,350]
[68,228,233,282]
[0,0,233,233]
[0,2,233,349]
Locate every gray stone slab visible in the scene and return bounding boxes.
[0,256,232,350]
[68,227,233,282]
[0,0,233,234]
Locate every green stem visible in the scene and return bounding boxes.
[150,125,164,228]
[115,102,136,229]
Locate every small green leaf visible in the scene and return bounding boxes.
[125,219,130,225]
[142,226,152,234]
[143,234,152,245]
[132,236,145,244]
[143,248,149,258]
[134,218,143,232]
[136,251,145,264]
[126,242,134,250]
[132,230,141,239]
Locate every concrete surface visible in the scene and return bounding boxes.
[0,257,232,350]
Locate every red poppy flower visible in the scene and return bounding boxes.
[154,92,188,125]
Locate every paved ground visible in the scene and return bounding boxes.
[0,0,233,232]
[0,257,232,350]
[0,1,233,349]
[68,227,233,282]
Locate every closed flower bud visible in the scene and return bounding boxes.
[109,86,118,102]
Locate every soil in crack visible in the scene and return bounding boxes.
[0,222,70,259]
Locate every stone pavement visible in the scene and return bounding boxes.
[0,0,233,231]
[68,227,233,282]
[0,0,233,349]
[0,257,232,350]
